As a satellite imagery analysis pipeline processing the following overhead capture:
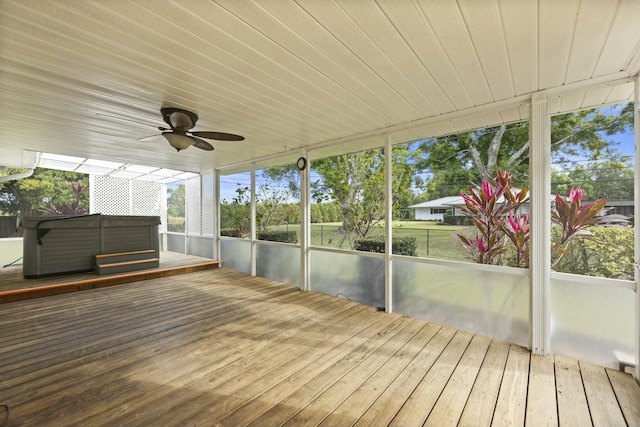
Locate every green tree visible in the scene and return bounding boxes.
[220,185,250,236]
[262,165,300,197]
[416,103,633,192]
[310,204,323,223]
[312,150,386,247]
[311,147,418,248]
[415,122,529,195]
[166,183,185,232]
[552,159,633,201]
[284,203,300,224]
[318,202,340,223]
[327,203,341,222]
[391,144,420,217]
[256,182,290,231]
[0,168,89,217]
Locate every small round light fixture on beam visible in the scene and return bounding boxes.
[296,157,307,171]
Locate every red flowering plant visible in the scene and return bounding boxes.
[459,173,607,269]
[551,186,607,266]
[503,211,530,268]
[40,182,88,215]
[457,171,529,265]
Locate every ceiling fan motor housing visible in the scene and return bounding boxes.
[161,107,198,131]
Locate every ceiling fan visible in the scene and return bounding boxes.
[139,107,244,151]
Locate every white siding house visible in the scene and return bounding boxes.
[411,192,532,221]
[409,196,464,221]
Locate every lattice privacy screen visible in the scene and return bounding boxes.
[91,176,164,231]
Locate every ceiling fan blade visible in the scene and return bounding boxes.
[137,134,163,142]
[190,131,244,141]
[191,136,214,151]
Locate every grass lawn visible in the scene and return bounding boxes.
[267,221,470,261]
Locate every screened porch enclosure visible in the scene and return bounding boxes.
[1,5,640,423]
[155,86,638,376]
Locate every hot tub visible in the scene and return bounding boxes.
[21,214,160,278]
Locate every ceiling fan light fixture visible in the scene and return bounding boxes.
[163,132,194,151]
[139,108,242,152]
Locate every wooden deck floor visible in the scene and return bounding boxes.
[0,268,638,426]
[0,251,221,303]
[0,251,217,293]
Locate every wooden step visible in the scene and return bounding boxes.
[95,258,160,275]
[95,250,157,266]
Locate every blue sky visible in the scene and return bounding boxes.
[608,129,635,159]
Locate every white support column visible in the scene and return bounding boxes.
[300,150,311,291]
[250,168,257,276]
[634,75,640,384]
[384,134,393,312]
[183,178,189,254]
[161,182,168,251]
[529,91,552,355]
[213,170,221,260]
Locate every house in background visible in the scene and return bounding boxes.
[412,194,634,227]
[409,196,463,221]
[604,200,634,217]
[410,191,530,221]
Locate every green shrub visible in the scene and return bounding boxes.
[552,225,633,279]
[354,236,417,256]
[220,228,243,237]
[167,217,185,233]
[257,230,298,243]
[442,215,468,226]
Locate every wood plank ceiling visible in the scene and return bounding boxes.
[1,0,639,174]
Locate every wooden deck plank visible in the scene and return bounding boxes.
[11,284,335,425]
[0,273,233,354]
[281,317,426,427]
[388,329,475,427]
[580,361,627,427]
[0,267,638,427]
[355,327,456,426]
[554,355,592,427]
[1,277,320,391]
[208,311,428,427]
[606,368,640,426]
[0,268,248,338]
[106,307,384,425]
[242,314,416,427]
[0,273,281,355]
[526,355,558,427]
[0,270,282,342]
[352,325,456,427]
[1,278,298,380]
[206,309,399,427]
[1,272,299,364]
[458,339,510,427]
[424,334,491,426]
[492,344,530,427]
[316,322,442,427]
